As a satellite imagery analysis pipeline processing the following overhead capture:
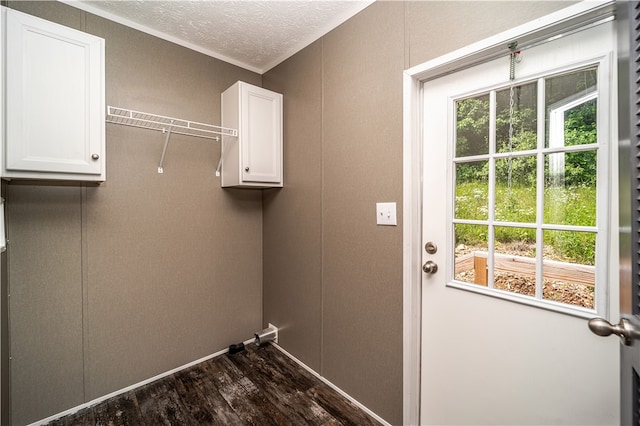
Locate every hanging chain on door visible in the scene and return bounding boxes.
[507,43,521,197]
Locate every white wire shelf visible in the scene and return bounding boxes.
[105,106,238,174]
[106,106,237,140]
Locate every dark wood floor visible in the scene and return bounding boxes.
[47,343,381,426]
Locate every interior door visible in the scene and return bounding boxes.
[420,21,620,424]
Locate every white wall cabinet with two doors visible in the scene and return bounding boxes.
[2,7,105,182]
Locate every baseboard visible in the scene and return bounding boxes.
[29,337,390,426]
[28,336,255,426]
[272,343,391,426]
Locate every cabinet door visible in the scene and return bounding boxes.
[241,84,282,185]
[5,9,104,180]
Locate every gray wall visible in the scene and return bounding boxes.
[3,1,578,425]
[6,2,262,424]
[262,1,575,424]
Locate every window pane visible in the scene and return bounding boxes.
[545,68,598,149]
[493,226,537,297]
[544,151,597,226]
[450,65,603,314]
[455,95,489,157]
[454,224,488,285]
[496,82,537,153]
[495,156,536,223]
[542,230,595,309]
[543,229,595,266]
[455,161,488,220]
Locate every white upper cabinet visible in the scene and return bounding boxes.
[221,81,283,188]
[4,8,105,182]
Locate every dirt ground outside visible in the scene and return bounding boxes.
[455,243,595,309]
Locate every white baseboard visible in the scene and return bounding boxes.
[29,337,389,426]
[272,343,391,426]
[28,337,255,426]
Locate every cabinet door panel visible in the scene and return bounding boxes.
[242,85,282,184]
[6,9,104,178]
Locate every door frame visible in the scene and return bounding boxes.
[401,1,616,423]
[616,1,640,423]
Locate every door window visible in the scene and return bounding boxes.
[452,65,606,313]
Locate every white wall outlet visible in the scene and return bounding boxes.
[376,202,397,226]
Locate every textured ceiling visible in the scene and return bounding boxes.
[65,0,373,73]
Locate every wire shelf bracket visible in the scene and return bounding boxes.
[106,106,238,174]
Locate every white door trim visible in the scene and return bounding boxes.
[402,1,615,423]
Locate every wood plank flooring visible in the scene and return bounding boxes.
[47,343,382,426]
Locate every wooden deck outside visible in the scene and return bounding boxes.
[456,251,595,286]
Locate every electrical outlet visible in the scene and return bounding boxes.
[376,202,397,226]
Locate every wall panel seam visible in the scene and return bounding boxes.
[320,35,325,377]
[80,185,89,403]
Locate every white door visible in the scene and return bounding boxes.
[420,21,620,424]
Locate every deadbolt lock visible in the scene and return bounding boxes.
[425,242,437,254]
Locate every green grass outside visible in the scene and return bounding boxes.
[455,182,596,265]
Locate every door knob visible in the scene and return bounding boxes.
[422,261,438,274]
[588,317,640,346]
